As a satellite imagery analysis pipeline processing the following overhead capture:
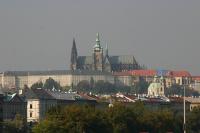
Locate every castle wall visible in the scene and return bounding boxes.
[0,71,115,89]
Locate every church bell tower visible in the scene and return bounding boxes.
[93,33,103,71]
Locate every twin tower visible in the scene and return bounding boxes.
[70,33,139,72]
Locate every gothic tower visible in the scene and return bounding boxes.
[104,44,111,72]
[93,33,103,71]
[70,38,78,70]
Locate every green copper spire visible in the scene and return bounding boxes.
[94,33,101,48]
[96,33,100,42]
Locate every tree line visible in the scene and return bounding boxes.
[31,102,200,133]
[29,77,199,96]
[30,77,62,91]
[2,102,200,133]
[30,77,149,94]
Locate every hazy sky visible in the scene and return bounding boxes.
[0,0,200,75]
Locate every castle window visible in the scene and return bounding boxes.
[30,104,32,109]
[30,112,32,117]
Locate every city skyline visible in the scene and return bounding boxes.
[0,0,200,75]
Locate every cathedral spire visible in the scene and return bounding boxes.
[94,33,101,49]
[70,38,78,70]
[105,43,109,57]
[96,33,100,42]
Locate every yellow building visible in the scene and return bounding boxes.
[26,88,57,123]
[185,97,200,111]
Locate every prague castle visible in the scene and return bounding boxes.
[70,33,139,72]
[0,33,140,89]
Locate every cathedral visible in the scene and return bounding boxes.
[70,33,140,72]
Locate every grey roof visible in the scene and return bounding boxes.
[1,70,112,76]
[2,70,69,76]
[4,93,17,102]
[4,93,24,102]
[25,88,81,101]
[77,55,137,65]
[104,56,110,64]
[46,91,78,100]
[25,88,54,100]
[2,71,28,76]
[109,55,137,64]
[77,56,93,65]
[185,97,200,103]
[70,70,112,75]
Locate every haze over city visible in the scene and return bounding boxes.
[0,0,200,75]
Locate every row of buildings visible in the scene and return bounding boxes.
[0,69,197,90]
[0,88,96,126]
[1,88,200,125]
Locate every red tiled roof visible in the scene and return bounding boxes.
[192,76,200,81]
[166,71,191,77]
[114,96,131,102]
[168,97,183,103]
[113,71,131,76]
[114,70,191,77]
[77,93,99,101]
[128,70,156,76]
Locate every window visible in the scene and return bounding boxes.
[30,112,32,117]
[178,79,180,84]
[30,104,32,109]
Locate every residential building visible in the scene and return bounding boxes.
[185,97,200,111]
[25,88,97,123]
[190,76,200,93]
[129,69,156,83]
[25,88,56,123]
[3,93,26,120]
[0,91,3,124]
[114,69,192,87]
[166,70,191,86]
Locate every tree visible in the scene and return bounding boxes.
[90,77,95,89]
[165,84,199,97]
[106,103,138,133]
[76,80,90,92]
[31,82,43,90]
[43,77,62,90]
[3,114,27,133]
[130,79,149,94]
[32,105,112,133]
[32,102,190,133]
[187,107,200,132]
[94,80,115,94]
[23,84,29,90]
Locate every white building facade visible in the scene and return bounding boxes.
[0,70,114,89]
[148,76,165,97]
